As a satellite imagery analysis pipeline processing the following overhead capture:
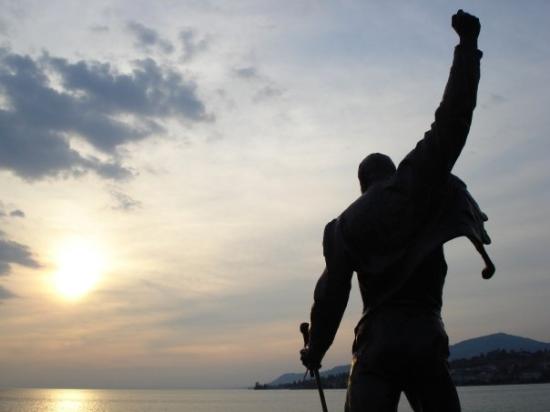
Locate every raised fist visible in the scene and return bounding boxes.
[452,9,480,44]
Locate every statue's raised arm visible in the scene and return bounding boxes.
[396,10,482,195]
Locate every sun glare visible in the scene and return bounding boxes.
[53,238,105,300]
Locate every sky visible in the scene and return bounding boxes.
[1,0,549,389]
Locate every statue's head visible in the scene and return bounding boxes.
[358,153,396,193]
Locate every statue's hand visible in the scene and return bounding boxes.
[452,9,480,45]
[300,347,322,372]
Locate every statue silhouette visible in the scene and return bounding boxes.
[301,10,494,412]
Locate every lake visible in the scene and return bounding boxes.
[1,384,549,411]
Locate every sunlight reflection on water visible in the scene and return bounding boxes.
[0,384,549,412]
[51,389,87,412]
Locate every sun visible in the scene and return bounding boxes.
[53,238,105,300]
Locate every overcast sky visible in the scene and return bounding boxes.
[1,0,549,389]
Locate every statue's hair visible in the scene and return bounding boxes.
[358,153,396,193]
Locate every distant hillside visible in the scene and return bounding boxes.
[449,333,550,360]
[270,365,349,386]
[267,333,550,386]
[260,349,550,389]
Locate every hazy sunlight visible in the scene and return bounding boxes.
[53,238,105,300]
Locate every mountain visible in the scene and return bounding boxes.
[268,333,550,386]
[269,364,350,386]
[448,332,550,360]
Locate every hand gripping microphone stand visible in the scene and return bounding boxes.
[300,322,328,412]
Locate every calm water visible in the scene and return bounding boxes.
[1,384,549,412]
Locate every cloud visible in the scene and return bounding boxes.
[179,28,208,62]
[0,231,40,276]
[0,284,16,299]
[253,85,283,102]
[9,209,24,218]
[0,201,24,218]
[109,187,142,211]
[127,21,174,54]
[0,48,211,180]
[231,65,284,102]
[233,66,259,80]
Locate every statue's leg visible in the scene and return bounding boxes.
[345,358,401,412]
[403,365,460,412]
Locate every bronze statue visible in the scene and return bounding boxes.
[300,10,494,412]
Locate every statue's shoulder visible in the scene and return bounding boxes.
[337,178,413,251]
[447,174,467,189]
[339,184,382,232]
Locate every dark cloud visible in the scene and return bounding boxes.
[0,231,40,276]
[233,66,259,80]
[232,65,283,102]
[0,202,25,218]
[9,209,24,218]
[0,284,16,299]
[127,21,174,54]
[179,28,208,62]
[109,187,142,211]
[253,85,283,102]
[0,48,211,180]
